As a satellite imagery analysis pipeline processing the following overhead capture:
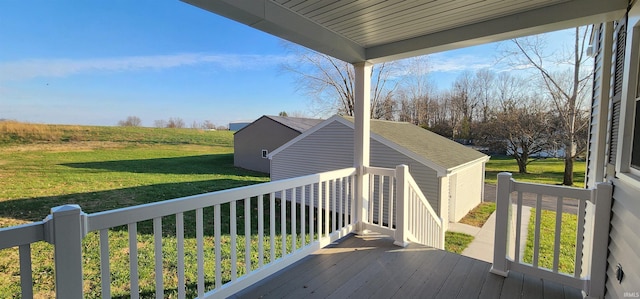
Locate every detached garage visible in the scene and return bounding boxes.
[234,115,323,173]
[268,115,489,224]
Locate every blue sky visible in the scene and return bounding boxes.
[0,1,567,127]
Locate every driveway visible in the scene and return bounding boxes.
[484,183,580,214]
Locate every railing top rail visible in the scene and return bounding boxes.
[0,221,45,249]
[511,179,593,201]
[498,172,593,201]
[364,166,396,177]
[88,167,356,231]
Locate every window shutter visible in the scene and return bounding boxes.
[608,20,626,165]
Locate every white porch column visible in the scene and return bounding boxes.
[354,61,372,234]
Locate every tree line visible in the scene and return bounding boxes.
[283,28,591,185]
[117,116,228,130]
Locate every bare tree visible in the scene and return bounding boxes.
[117,116,142,127]
[281,43,398,118]
[394,56,434,125]
[506,27,592,185]
[166,117,185,129]
[153,120,166,128]
[480,96,553,173]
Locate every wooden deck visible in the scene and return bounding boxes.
[232,233,583,299]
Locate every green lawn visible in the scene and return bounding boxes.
[459,202,496,227]
[0,125,277,297]
[484,156,586,187]
[445,231,474,254]
[522,209,578,274]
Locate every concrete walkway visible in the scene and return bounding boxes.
[448,205,531,263]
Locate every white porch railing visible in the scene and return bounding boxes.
[0,164,444,298]
[491,172,613,299]
[363,165,444,249]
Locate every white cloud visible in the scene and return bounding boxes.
[0,53,291,81]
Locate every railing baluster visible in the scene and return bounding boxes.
[325,181,330,237]
[291,188,297,253]
[128,223,139,299]
[553,196,563,273]
[245,197,251,275]
[230,201,237,281]
[338,178,343,230]
[99,229,110,298]
[258,194,264,267]
[369,174,374,224]
[309,184,315,242]
[176,213,185,299]
[350,176,356,226]
[19,244,33,299]
[153,218,163,298]
[575,199,586,278]
[332,179,337,232]
[214,205,222,289]
[301,186,306,246]
[533,193,543,268]
[270,192,276,263]
[389,175,394,229]
[196,208,205,297]
[378,175,384,227]
[514,192,524,263]
[281,190,287,257]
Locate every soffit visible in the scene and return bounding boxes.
[183,0,627,63]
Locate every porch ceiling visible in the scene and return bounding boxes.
[182,0,627,63]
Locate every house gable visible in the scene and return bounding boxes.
[234,115,322,173]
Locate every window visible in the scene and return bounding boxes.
[261,149,268,159]
[631,100,640,170]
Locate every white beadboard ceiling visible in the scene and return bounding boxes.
[183,0,627,63]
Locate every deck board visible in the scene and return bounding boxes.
[233,233,583,299]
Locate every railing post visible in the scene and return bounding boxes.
[394,165,409,247]
[355,166,369,234]
[44,204,87,299]
[491,172,513,277]
[586,182,613,299]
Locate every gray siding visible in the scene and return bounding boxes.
[587,23,608,188]
[271,121,354,180]
[271,120,442,216]
[234,117,301,173]
[370,138,440,214]
[606,179,640,299]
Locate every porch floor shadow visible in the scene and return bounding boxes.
[231,233,583,299]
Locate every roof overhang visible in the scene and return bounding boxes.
[183,0,627,64]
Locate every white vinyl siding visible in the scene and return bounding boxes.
[605,179,640,299]
[450,163,483,222]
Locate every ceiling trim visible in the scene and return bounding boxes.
[183,0,627,64]
[366,0,628,63]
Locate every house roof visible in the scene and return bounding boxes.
[234,115,324,135]
[265,115,324,133]
[183,0,626,64]
[270,115,489,175]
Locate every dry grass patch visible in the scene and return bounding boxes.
[459,202,496,227]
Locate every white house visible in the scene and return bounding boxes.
[269,115,489,224]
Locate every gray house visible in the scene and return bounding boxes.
[269,115,489,224]
[234,115,323,173]
[588,15,640,295]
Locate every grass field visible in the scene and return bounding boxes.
[484,155,586,187]
[0,123,274,297]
